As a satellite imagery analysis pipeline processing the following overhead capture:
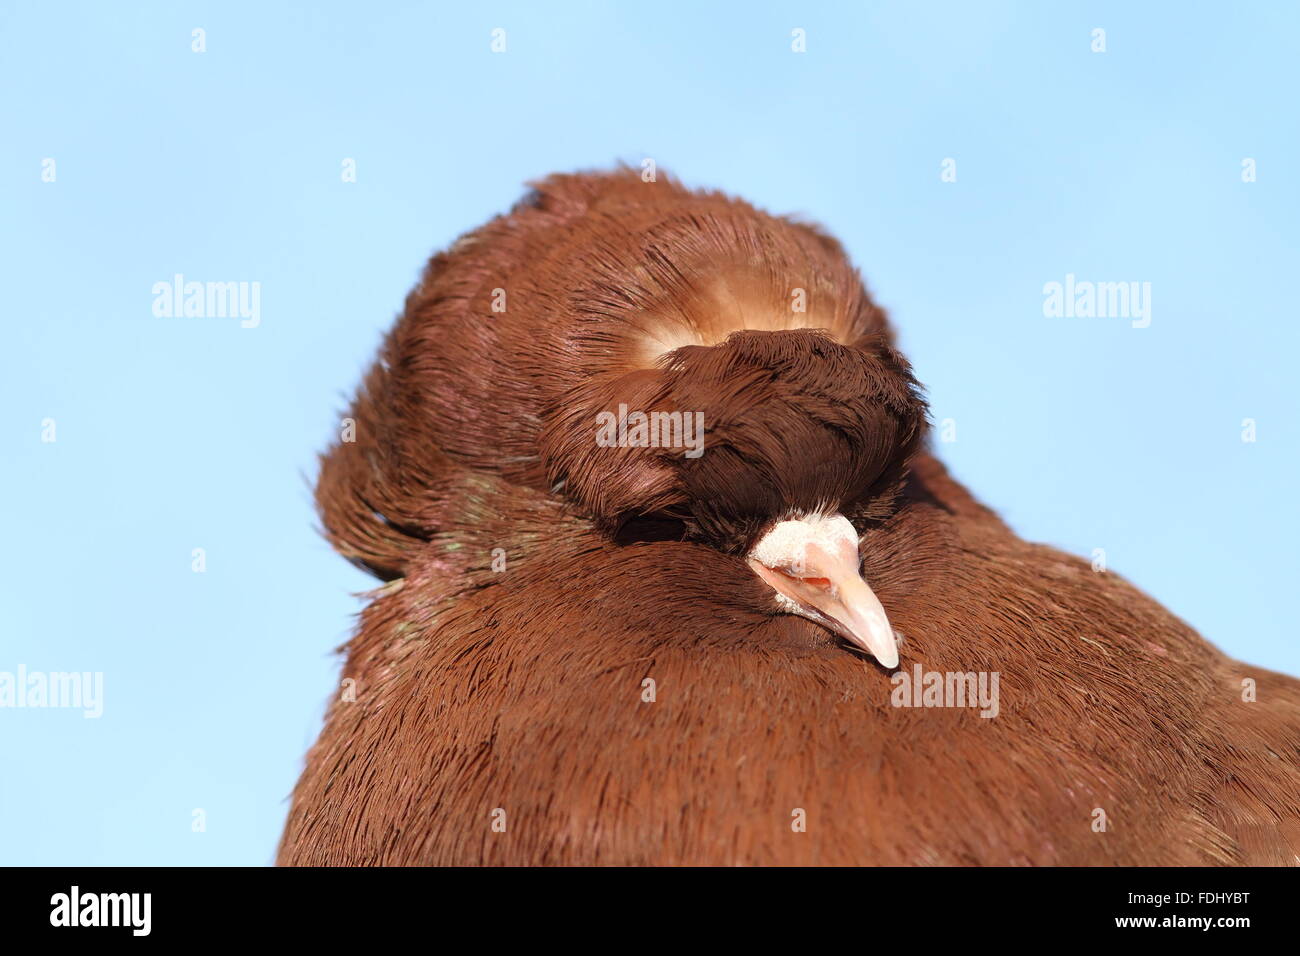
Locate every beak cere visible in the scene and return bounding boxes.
[747,514,899,669]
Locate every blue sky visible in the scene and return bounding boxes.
[2,1,1296,865]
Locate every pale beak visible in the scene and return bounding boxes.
[747,517,899,668]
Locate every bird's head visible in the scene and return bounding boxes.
[541,325,928,668]
[317,168,929,668]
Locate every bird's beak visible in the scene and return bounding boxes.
[747,517,899,669]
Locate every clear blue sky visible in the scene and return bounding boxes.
[2,1,1296,865]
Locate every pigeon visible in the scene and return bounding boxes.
[279,169,1300,865]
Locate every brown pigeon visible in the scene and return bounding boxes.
[278,169,1300,866]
